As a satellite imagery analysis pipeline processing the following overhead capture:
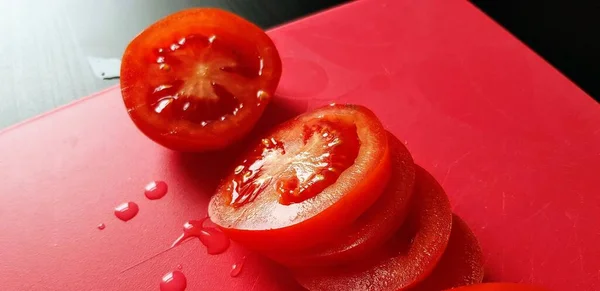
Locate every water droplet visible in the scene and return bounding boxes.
[145,181,168,200]
[171,218,230,255]
[114,202,139,221]
[160,271,187,291]
[154,98,173,113]
[256,90,269,101]
[230,256,246,277]
[176,264,183,270]
[199,228,230,255]
[97,223,106,230]
[208,35,216,43]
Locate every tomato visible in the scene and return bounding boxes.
[292,165,453,291]
[267,132,415,266]
[445,283,550,291]
[208,104,391,252]
[120,8,282,151]
[410,214,484,291]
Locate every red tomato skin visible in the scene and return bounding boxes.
[409,214,484,291]
[293,165,453,291]
[446,283,551,291]
[209,104,392,252]
[120,8,282,152]
[266,132,416,266]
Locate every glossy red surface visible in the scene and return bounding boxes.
[0,0,599,290]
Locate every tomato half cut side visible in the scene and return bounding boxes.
[267,132,415,266]
[445,283,551,291]
[410,214,484,291]
[208,104,391,252]
[120,8,282,151]
[293,165,453,291]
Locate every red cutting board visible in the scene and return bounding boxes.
[1,0,599,290]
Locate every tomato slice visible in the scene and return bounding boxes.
[410,214,484,291]
[267,132,415,266]
[445,283,550,291]
[208,104,391,252]
[293,165,453,291]
[120,8,282,151]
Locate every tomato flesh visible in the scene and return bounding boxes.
[120,8,282,151]
[446,283,551,291]
[230,118,360,207]
[148,33,260,124]
[267,132,415,266]
[209,104,391,252]
[410,214,484,291]
[292,165,453,291]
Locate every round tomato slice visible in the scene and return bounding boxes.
[208,104,391,252]
[410,214,484,291]
[293,165,453,291]
[120,8,282,151]
[445,283,550,291]
[267,132,415,266]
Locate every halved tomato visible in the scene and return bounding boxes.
[293,165,453,291]
[267,132,415,266]
[208,104,391,252]
[120,8,282,151]
[446,283,550,291]
[410,214,484,291]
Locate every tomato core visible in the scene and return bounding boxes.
[229,118,360,207]
[147,33,263,125]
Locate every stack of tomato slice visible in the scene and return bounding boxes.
[208,104,487,290]
[120,8,550,291]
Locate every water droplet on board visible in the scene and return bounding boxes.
[176,264,183,270]
[230,256,246,277]
[97,223,106,230]
[160,271,187,291]
[171,218,230,255]
[114,202,139,221]
[145,181,168,200]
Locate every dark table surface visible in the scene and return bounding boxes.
[0,0,598,129]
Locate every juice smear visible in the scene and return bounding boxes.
[172,218,230,255]
[160,271,187,291]
[114,202,139,221]
[145,181,168,200]
[230,256,246,277]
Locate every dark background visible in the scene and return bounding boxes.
[0,0,597,129]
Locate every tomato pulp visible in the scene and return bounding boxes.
[293,165,453,291]
[267,132,415,266]
[120,8,282,151]
[209,104,391,252]
[446,283,551,291]
[410,214,484,291]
